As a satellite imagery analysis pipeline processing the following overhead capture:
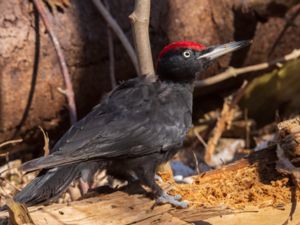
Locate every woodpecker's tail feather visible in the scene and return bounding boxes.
[21,154,84,173]
[13,164,82,206]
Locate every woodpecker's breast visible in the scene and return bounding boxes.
[157,81,193,150]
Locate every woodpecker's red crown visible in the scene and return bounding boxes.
[158,41,207,59]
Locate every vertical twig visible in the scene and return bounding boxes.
[192,151,200,175]
[92,0,139,74]
[129,0,155,78]
[104,0,117,89]
[32,0,77,124]
[205,81,249,166]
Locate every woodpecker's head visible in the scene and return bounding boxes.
[157,40,250,82]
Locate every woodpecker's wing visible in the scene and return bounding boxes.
[22,77,192,172]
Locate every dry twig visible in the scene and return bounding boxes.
[0,139,23,150]
[193,130,208,148]
[38,126,49,156]
[32,0,77,125]
[192,151,200,175]
[129,0,155,77]
[204,81,248,166]
[92,0,139,74]
[195,49,300,88]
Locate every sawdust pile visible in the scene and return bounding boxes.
[1,158,299,210]
[171,164,300,209]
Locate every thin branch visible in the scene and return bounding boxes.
[230,80,249,106]
[104,0,117,89]
[32,0,77,124]
[193,130,208,148]
[192,151,200,175]
[129,0,155,78]
[0,139,23,149]
[92,0,139,74]
[195,49,300,88]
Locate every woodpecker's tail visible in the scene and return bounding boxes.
[14,164,82,206]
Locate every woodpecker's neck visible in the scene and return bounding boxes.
[159,78,194,90]
[159,79,194,110]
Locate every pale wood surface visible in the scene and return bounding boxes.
[0,191,188,225]
[205,205,300,225]
[1,190,299,225]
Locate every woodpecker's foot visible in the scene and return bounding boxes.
[154,174,163,183]
[79,179,91,195]
[156,192,188,208]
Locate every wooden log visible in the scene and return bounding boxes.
[1,146,299,225]
[0,191,189,225]
[0,187,299,225]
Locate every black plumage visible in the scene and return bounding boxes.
[22,77,193,170]
[13,40,250,208]
[16,76,193,207]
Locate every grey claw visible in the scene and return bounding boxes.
[173,194,182,200]
[156,192,188,208]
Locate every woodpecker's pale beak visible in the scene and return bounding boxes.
[197,40,251,60]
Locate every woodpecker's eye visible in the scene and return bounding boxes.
[182,50,192,58]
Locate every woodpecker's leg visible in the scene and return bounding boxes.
[135,163,188,208]
[79,162,99,195]
[79,179,90,195]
